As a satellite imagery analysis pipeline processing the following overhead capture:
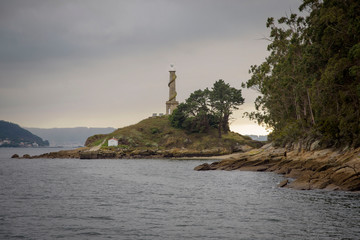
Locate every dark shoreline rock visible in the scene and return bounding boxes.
[24,148,86,159]
[24,147,236,160]
[21,142,360,191]
[278,179,289,188]
[194,144,360,191]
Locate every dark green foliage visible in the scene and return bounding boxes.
[150,128,161,134]
[210,80,245,137]
[170,80,244,137]
[169,103,189,129]
[244,0,360,147]
[0,120,49,147]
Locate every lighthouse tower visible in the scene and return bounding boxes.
[166,64,179,115]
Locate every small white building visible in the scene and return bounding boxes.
[108,138,118,147]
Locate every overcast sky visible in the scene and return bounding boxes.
[0,0,302,135]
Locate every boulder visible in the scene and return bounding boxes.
[293,141,302,152]
[11,154,19,158]
[79,151,99,159]
[310,140,321,151]
[98,151,116,159]
[278,179,289,187]
[194,163,212,171]
[233,144,253,152]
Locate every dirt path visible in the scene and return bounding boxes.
[89,139,106,151]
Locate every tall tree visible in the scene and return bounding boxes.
[210,80,244,137]
[170,80,244,137]
[243,0,360,147]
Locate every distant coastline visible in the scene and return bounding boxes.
[0,120,49,147]
[25,127,115,147]
[245,135,267,142]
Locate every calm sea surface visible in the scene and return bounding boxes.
[0,148,359,240]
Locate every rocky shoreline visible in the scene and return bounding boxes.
[13,146,240,160]
[195,144,360,191]
[12,142,360,191]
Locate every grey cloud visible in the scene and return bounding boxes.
[0,0,300,64]
[0,0,301,131]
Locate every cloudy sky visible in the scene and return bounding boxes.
[0,0,302,135]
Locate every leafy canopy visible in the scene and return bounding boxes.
[170,80,244,137]
[243,0,360,147]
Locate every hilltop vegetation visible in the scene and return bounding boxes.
[170,79,244,138]
[243,0,360,148]
[85,116,261,156]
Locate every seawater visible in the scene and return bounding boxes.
[0,148,359,240]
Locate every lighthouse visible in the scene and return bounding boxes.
[166,64,179,115]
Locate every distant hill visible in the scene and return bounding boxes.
[246,135,268,142]
[26,127,115,147]
[0,120,49,147]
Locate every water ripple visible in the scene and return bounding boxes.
[0,149,360,239]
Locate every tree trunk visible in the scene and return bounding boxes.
[307,89,315,126]
[294,96,301,120]
[222,113,230,134]
[218,116,222,138]
[303,96,307,118]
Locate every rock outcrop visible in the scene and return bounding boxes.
[24,148,87,159]
[195,144,360,191]
[23,146,239,159]
[78,147,234,159]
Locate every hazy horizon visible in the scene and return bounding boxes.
[0,0,302,135]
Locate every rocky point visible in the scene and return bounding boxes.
[195,143,360,191]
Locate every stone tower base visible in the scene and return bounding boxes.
[166,100,179,115]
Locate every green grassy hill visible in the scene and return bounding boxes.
[85,116,262,154]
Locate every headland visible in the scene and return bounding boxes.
[17,116,262,159]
